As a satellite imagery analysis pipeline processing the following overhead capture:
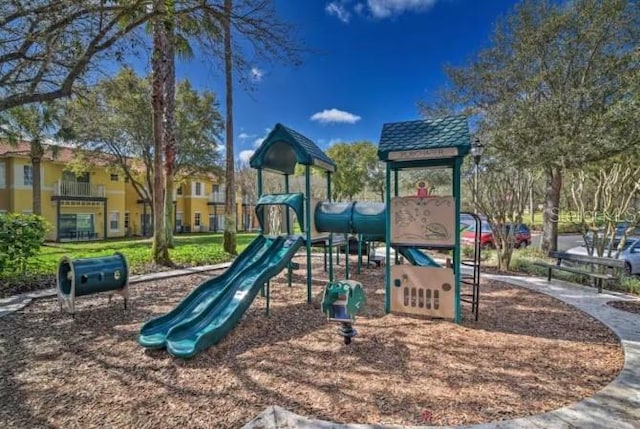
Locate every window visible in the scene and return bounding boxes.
[176,211,183,227]
[195,182,202,196]
[110,174,119,181]
[212,184,219,193]
[23,165,33,186]
[0,161,5,188]
[176,186,183,195]
[124,176,129,183]
[194,212,201,227]
[124,213,130,229]
[109,212,119,231]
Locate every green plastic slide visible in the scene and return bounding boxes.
[164,235,304,358]
[138,235,275,349]
[396,246,442,268]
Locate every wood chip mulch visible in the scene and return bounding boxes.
[0,254,623,429]
[607,300,640,314]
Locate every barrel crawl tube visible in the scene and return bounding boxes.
[57,252,130,315]
[314,202,440,267]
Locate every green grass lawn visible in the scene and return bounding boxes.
[25,233,257,277]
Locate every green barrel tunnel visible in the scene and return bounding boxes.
[314,202,355,234]
[57,253,129,298]
[314,201,385,240]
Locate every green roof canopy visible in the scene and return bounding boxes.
[377,115,471,162]
[250,123,336,175]
[255,193,305,232]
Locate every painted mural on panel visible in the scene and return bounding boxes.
[391,196,455,246]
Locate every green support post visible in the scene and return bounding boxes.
[305,165,312,303]
[257,169,264,234]
[394,169,399,265]
[357,233,362,275]
[265,280,270,316]
[385,163,392,314]
[345,242,350,279]
[453,158,462,323]
[327,171,333,282]
[328,236,334,282]
[284,174,290,235]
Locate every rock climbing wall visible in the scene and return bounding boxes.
[390,196,455,247]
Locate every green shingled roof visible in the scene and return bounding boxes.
[377,115,471,161]
[250,123,336,174]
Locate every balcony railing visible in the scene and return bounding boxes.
[209,191,225,203]
[53,180,106,198]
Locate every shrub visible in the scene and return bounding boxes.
[462,245,474,259]
[619,276,640,295]
[0,213,51,276]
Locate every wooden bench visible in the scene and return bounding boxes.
[533,251,626,293]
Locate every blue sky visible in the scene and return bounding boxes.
[168,0,521,162]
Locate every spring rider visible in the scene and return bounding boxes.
[321,280,366,344]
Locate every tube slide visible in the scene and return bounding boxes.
[138,235,276,349]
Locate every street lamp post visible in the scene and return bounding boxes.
[470,138,485,213]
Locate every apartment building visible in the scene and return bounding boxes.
[0,143,257,241]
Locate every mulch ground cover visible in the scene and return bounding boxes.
[0,254,623,428]
[607,300,640,314]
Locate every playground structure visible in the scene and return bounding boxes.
[138,117,478,358]
[57,252,129,316]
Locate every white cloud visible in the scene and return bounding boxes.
[238,150,255,164]
[328,138,343,146]
[367,0,437,18]
[252,128,271,148]
[326,1,351,23]
[238,132,256,140]
[311,108,361,124]
[327,0,438,21]
[250,67,264,82]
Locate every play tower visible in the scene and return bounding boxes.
[377,116,471,322]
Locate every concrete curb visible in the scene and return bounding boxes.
[243,273,640,429]
[0,261,232,318]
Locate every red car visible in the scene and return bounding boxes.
[462,222,531,249]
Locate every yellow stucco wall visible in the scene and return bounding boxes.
[3,156,127,240]
[0,158,9,211]
[0,153,250,239]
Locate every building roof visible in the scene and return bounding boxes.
[377,115,471,161]
[250,123,336,174]
[0,141,77,163]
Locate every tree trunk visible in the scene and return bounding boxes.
[151,5,170,265]
[30,142,44,215]
[529,178,534,225]
[223,0,237,255]
[541,165,562,252]
[164,9,176,248]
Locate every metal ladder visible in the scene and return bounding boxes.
[460,212,482,321]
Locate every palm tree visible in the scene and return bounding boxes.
[5,104,59,215]
[164,2,178,248]
[151,0,171,265]
[223,0,237,255]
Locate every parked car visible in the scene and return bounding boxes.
[585,223,640,247]
[566,237,640,275]
[461,222,532,249]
